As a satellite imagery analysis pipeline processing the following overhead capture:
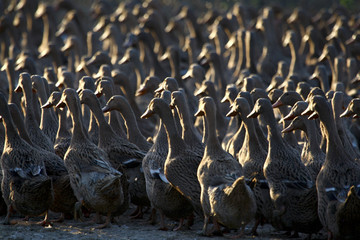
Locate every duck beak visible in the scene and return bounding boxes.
[118,55,129,65]
[141,108,154,119]
[265,84,275,93]
[340,108,353,118]
[194,108,204,117]
[247,108,259,118]
[135,86,147,96]
[225,36,236,49]
[281,122,295,133]
[308,112,319,120]
[301,106,313,116]
[194,86,206,97]
[169,99,175,109]
[55,99,66,109]
[309,73,317,81]
[345,37,356,45]
[272,99,283,108]
[182,70,191,80]
[55,81,63,88]
[102,105,111,113]
[41,101,52,109]
[159,52,169,61]
[318,51,327,62]
[226,108,237,117]
[94,90,102,98]
[14,84,22,93]
[220,95,228,103]
[0,63,7,71]
[282,111,295,121]
[154,85,164,93]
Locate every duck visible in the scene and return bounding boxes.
[7,100,76,222]
[194,80,228,142]
[76,76,98,145]
[112,71,154,137]
[195,96,255,237]
[1,58,22,108]
[141,97,203,216]
[102,95,151,152]
[55,88,124,229]
[248,98,321,235]
[282,101,325,181]
[227,96,271,235]
[303,95,360,239]
[220,84,240,150]
[94,79,127,139]
[140,90,193,230]
[41,91,71,159]
[78,89,147,218]
[14,73,54,153]
[169,90,204,156]
[0,92,53,225]
[31,75,58,144]
[331,91,360,159]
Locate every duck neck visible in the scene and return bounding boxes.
[242,111,261,154]
[319,109,348,162]
[68,98,88,144]
[40,15,50,50]
[210,59,226,96]
[56,108,70,139]
[264,109,284,149]
[21,84,38,126]
[174,101,194,140]
[204,106,222,154]
[85,97,113,136]
[3,109,23,146]
[5,63,20,107]
[133,58,145,89]
[159,105,186,156]
[288,40,301,77]
[117,103,145,144]
[303,119,321,153]
[152,119,168,155]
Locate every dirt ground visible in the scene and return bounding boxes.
[0,205,328,240]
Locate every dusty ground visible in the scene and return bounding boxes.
[0,205,327,240]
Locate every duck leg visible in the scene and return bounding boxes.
[187,212,194,227]
[51,213,65,223]
[148,208,157,225]
[158,210,168,231]
[211,219,223,236]
[130,206,144,219]
[3,205,14,225]
[201,215,210,236]
[173,218,184,231]
[37,211,51,226]
[226,225,245,239]
[95,212,111,229]
[95,212,103,224]
[250,216,261,236]
[74,202,85,221]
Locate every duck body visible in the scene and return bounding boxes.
[141,92,193,228]
[57,89,124,227]
[248,98,321,234]
[142,97,202,215]
[196,97,255,236]
[0,92,53,224]
[208,176,256,230]
[308,95,360,239]
[143,123,193,220]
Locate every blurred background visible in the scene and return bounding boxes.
[2,0,360,15]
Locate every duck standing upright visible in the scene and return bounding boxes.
[195,96,256,237]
